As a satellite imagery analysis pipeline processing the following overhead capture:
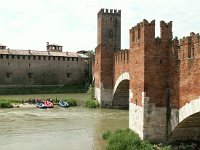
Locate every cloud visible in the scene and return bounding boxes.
[0,0,199,51]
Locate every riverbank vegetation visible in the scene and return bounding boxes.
[85,84,99,108]
[85,98,99,108]
[64,98,78,106]
[102,128,171,150]
[0,84,87,95]
[103,128,200,150]
[0,93,87,108]
[0,102,13,108]
[0,99,22,108]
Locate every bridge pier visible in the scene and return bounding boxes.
[95,87,113,108]
[129,92,167,142]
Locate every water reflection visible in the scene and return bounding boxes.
[0,106,128,150]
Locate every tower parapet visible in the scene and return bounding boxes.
[97,8,121,50]
[179,32,200,59]
[98,8,121,17]
[160,21,173,41]
[129,20,155,48]
[129,20,173,50]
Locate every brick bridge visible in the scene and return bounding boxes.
[93,9,200,142]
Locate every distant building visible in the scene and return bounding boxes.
[0,42,90,87]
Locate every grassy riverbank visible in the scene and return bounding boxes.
[0,93,89,108]
[0,84,87,95]
[103,128,200,150]
[102,129,170,150]
[0,99,22,108]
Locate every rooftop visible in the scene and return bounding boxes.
[0,49,88,58]
[48,43,63,47]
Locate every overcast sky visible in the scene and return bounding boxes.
[0,0,199,52]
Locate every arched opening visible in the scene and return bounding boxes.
[112,79,129,110]
[170,112,200,141]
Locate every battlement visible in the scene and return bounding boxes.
[98,8,121,17]
[177,32,200,59]
[180,32,200,45]
[129,20,155,47]
[130,20,173,48]
[114,49,129,64]
[129,19,155,33]
[160,20,172,28]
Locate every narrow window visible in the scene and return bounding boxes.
[12,55,14,59]
[23,55,25,59]
[17,55,20,59]
[67,73,71,78]
[38,56,41,60]
[8,62,10,66]
[33,56,36,60]
[6,55,9,59]
[43,56,46,60]
[6,72,12,78]
[28,56,31,59]
[76,58,78,62]
[138,28,140,40]
[0,54,3,59]
[28,73,33,78]
[160,59,162,64]
[132,32,135,42]
[58,57,60,61]
[72,57,74,61]
[63,57,65,61]
[29,63,31,67]
[67,57,70,61]
[109,29,113,38]
[53,56,55,60]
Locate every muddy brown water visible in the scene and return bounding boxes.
[0,94,128,150]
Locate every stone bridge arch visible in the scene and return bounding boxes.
[112,72,130,109]
[170,98,200,140]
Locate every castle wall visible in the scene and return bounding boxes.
[0,54,87,86]
[114,49,129,83]
[177,33,200,108]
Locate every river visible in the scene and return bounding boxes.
[0,94,128,150]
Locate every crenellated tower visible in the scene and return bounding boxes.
[94,9,121,107]
[97,8,121,50]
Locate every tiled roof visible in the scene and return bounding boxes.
[0,49,88,58]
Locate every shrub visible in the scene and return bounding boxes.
[103,128,155,150]
[65,98,77,106]
[86,99,99,108]
[87,84,94,98]
[102,130,111,140]
[0,102,13,108]
[103,128,173,150]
